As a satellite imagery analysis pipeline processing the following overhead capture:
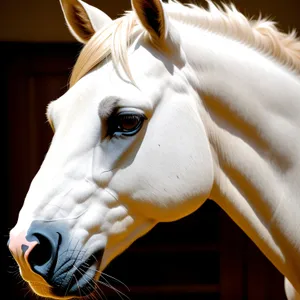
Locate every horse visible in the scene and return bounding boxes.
[7,0,300,298]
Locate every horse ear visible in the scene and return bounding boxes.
[131,0,169,43]
[59,0,112,43]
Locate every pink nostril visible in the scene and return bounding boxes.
[8,232,38,266]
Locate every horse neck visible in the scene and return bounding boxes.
[179,23,300,290]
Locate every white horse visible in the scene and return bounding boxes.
[8,0,300,298]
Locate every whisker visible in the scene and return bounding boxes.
[73,265,104,300]
[24,286,34,298]
[95,286,108,300]
[101,271,130,291]
[78,261,130,300]
[99,275,131,300]
[17,278,26,285]
[7,268,21,277]
[91,279,107,300]
[72,274,82,298]
[63,267,76,297]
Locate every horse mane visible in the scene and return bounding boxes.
[70,0,300,86]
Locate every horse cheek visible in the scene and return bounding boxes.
[109,97,214,221]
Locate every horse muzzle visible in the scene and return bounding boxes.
[8,220,104,298]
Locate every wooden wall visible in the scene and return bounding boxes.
[0,0,299,42]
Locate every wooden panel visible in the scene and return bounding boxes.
[5,44,78,225]
[3,43,80,300]
[247,239,286,300]
[0,0,299,42]
[219,210,246,300]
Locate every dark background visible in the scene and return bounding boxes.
[1,0,299,299]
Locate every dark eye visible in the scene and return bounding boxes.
[108,111,146,137]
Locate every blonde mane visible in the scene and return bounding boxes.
[70,0,300,87]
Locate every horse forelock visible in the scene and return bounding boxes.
[70,0,300,87]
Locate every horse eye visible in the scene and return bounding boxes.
[108,111,146,137]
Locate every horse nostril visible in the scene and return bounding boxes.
[28,234,53,267]
[26,229,62,280]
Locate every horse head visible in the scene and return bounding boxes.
[8,0,214,297]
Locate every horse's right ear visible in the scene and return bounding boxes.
[59,0,112,43]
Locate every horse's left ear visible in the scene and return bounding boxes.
[132,0,178,51]
[131,0,168,40]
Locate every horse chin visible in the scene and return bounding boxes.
[29,268,100,299]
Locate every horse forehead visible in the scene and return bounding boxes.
[130,45,172,78]
[55,46,170,113]
[93,43,172,88]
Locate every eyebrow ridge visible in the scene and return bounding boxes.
[98,96,121,119]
